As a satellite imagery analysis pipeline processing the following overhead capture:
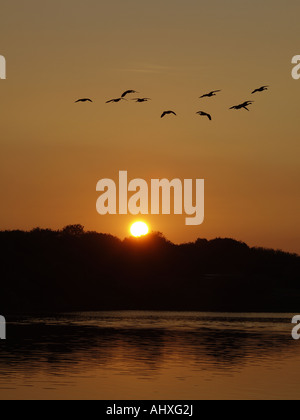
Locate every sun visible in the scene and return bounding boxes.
[130,222,149,238]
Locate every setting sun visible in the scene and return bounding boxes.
[130,222,149,237]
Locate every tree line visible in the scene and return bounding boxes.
[0,225,299,313]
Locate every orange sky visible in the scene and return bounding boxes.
[0,0,299,253]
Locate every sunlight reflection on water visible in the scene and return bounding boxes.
[0,311,299,400]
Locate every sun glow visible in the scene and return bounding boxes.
[130,222,149,238]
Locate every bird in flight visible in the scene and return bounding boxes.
[121,90,139,98]
[106,98,127,104]
[199,90,221,99]
[196,111,212,120]
[75,98,93,103]
[252,85,269,94]
[161,111,177,118]
[132,98,151,103]
[230,101,254,111]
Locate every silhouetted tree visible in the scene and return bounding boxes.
[0,228,298,314]
[61,224,85,236]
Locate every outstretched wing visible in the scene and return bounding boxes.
[161,111,176,118]
[242,101,254,106]
[197,111,211,120]
[252,85,268,93]
[121,90,137,98]
[75,98,92,103]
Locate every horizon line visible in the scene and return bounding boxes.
[0,225,298,257]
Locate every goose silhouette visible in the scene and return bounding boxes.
[252,86,269,94]
[196,111,212,120]
[199,90,221,99]
[230,101,254,111]
[75,98,93,103]
[161,111,177,118]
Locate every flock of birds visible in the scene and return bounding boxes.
[75,86,269,120]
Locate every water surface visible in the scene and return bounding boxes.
[0,311,299,400]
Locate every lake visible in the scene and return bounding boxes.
[0,311,299,400]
